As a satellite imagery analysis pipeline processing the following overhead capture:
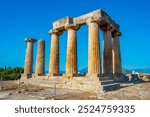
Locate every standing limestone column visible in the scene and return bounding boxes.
[112,32,122,75]
[35,40,45,75]
[103,26,113,77]
[87,20,101,76]
[65,24,80,76]
[49,29,62,76]
[24,38,37,75]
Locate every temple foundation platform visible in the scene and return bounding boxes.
[21,76,120,93]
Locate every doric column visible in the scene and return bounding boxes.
[35,40,45,75]
[112,32,122,75]
[65,24,79,76]
[24,38,37,74]
[87,20,101,76]
[103,25,113,77]
[49,29,62,76]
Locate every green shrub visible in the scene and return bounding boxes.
[0,67,24,81]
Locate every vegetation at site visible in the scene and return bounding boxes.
[0,67,24,80]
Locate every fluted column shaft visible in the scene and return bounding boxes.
[65,25,79,76]
[112,32,122,75]
[49,30,62,76]
[35,40,45,75]
[87,21,101,76]
[103,28,113,76]
[24,38,36,74]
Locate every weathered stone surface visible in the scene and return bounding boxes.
[87,21,101,76]
[52,9,119,31]
[65,24,79,76]
[35,40,45,75]
[103,28,113,77]
[24,38,37,75]
[142,75,150,82]
[49,30,63,76]
[112,32,122,75]
[21,75,120,93]
[53,17,73,31]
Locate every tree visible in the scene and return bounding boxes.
[0,67,24,81]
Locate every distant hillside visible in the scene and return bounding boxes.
[130,68,150,74]
[46,67,150,74]
[80,67,150,74]
[80,67,88,74]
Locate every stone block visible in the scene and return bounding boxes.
[53,17,73,30]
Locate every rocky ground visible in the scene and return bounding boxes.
[0,80,150,100]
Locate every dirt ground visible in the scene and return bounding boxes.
[0,81,150,100]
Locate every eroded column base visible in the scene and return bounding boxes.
[21,74,32,79]
[46,73,61,78]
[86,73,100,78]
[32,73,45,78]
[63,73,79,78]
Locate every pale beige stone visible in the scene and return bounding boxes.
[35,40,45,75]
[87,21,101,76]
[49,29,63,76]
[21,9,122,92]
[24,38,36,74]
[53,9,119,32]
[65,24,80,76]
[142,75,150,82]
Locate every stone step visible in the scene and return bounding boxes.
[99,77,111,81]
[102,83,120,92]
[100,80,115,85]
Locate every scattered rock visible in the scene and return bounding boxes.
[142,75,150,82]
[16,91,22,93]
[139,73,146,77]
[117,75,129,83]
[131,74,139,81]
[9,92,13,95]
[126,74,132,81]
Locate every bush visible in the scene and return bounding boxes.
[0,67,24,81]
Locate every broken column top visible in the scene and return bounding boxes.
[25,38,37,43]
[52,9,120,31]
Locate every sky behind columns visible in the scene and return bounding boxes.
[0,0,150,71]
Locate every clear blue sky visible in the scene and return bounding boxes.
[0,0,150,71]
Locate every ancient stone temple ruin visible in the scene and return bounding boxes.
[21,9,122,92]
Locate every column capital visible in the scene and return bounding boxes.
[65,24,80,31]
[25,38,37,43]
[49,29,63,36]
[103,24,113,32]
[112,31,122,38]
